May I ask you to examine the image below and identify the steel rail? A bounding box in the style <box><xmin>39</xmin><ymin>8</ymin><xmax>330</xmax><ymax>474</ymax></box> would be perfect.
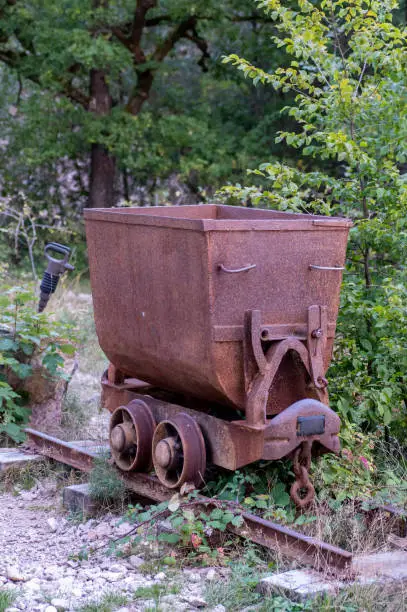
<box><xmin>25</xmin><ymin>428</ymin><xmax>352</xmax><ymax>573</ymax></box>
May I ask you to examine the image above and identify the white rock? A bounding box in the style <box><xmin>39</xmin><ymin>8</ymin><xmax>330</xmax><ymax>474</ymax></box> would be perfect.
<box><xmin>108</xmin><ymin>563</ymin><xmax>125</xmax><ymax>573</ymax></box>
<box><xmin>128</xmin><ymin>555</ymin><xmax>144</xmax><ymax>569</ymax></box>
<box><xmin>50</xmin><ymin>599</ymin><xmax>69</xmax><ymax>611</ymax></box>
<box><xmin>6</xmin><ymin>566</ymin><xmax>25</xmax><ymax>582</ymax></box>
<box><xmin>44</xmin><ymin>607</ymin><xmax>58</xmax><ymax>612</ymax></box>
<box><xmin>154</xmin><ymin>572</ymin><xmax>166</xmax><ymax>581</ymax></box>
<box><xmin>123</xmin><ymin>575</ymin><xmax>144</xmax><ymax>587</ymax></box>
<box><xmin>83</xmin><ymin>568</ymin><xmax>101</xmax><ymax>579</ymax></box>
<box><xmin>103</xmin><ymin>571</ymin><xmax>124</xmax><ymax>582</ymax></box>
<box><xmin>72</xmin><ymin>587</ymin><xmax>83</xmax><ymax>597</ymax></box>
<box><xmin>46</xmin><ymin>517</ymin><xmax>58</xmax><ymax>533</ymax></box>
<box><xmin>210</xmin><ymin>606</ymin><xmax>226</xmax><ymax>612</ymax></box>
<box><xmin>114</xmin><ymin>522</ymin><xmax>132</xmax><ymax>536</ymax></box>
<box><xmin>44</xmin><ymin>565</ymin><xmax>62</xmax><ymax>580</ymax></box>
<box><xmin>57</xmin><ymin>576</ymin><xmax>74</xmax><ymax>592</ymax></box>
<box><xmin>206</xmin><ymin>569</ymin><xmax>217</xmax><ymax>581</ymax></box>
<box><xmin>24</xmin><ymin>578</ymin><xmax>41</xmax><ymax>592</ymax></box>
<box><xmin>66</xmin><ymin>560</ymin><xmax>79</xmax><ymax>569</ymax></box>
<box><xmin>186</xmin><ymin>571</ymin><xmax>201</xmax><ymax>583</ymax></box>
<box><xmin>94</xmin><ymin>522</ymin><xmax>111</xmax><ymax>538</ymax></box>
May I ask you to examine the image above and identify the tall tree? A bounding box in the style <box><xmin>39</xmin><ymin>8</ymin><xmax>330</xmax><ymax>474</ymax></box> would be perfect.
<box><xmin>0</xmin><ymin>0</ymin><xmax>275</xmax><ymax>208</ymax></box>
<box><xmin>222</xmin><ymin>0</ymin><xmax>407</xmax><ymax>431</ymax></box>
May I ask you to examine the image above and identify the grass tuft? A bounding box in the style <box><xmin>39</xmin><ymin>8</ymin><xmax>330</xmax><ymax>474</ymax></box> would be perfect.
<box><xmin>77</xmin><ymin>591</ymin><xmax>129</xmax><ymax>612</ymax></box>
<box><xmin>88</xmin><ymin>454</ymin><xmax>127</xmax><ymax>509</ymax></box>
<box><xmin>0</xmin><ymin>589</ymin><xmax>16</xmax><ymax>612</ymax></box>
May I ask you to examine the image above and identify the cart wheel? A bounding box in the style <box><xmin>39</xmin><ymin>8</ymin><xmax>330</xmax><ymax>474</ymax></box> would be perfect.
<box><xmin>152</xmin><ymin>413</ymin><xmax>206</xmax><ymax>489</ymax></box>
<box><xmin>109</xmin><ymin>400</ymin><xmax>155</xmax><ymax>472</ymax></box>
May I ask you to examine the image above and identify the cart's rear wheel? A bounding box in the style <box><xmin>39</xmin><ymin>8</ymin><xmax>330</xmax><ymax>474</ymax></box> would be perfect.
<box><xmin>109</xmin><ymin>400</ymin><xmax>155</xmax><ymax>472</ymax></box>
<box><xmin>152</xmin><ymin>413</ymin><xmax>206</xmax><ymax>489</ymax></box>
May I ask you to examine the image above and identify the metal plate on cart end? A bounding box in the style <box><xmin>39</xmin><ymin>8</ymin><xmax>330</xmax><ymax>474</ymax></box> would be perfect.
<box><xmin>297</xmin><ymin>415</ymin><xmax>325</xmax><ymax>437</ymax></box>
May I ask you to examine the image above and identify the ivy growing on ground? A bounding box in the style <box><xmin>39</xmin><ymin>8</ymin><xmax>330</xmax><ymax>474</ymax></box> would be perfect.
<box><xmin>220</xmin><ymin>0</ymin><xmax>407</xmax><ymax>432</ymax></box>
<box><xmin>123</xmin><ymin>491</ymin><xmax>244</xmax><ymax>563</ymax></box>
<box><xmin>0</xmin><ymin>285</ymin><xmax>76</xmax><ymax>441</ymax></box>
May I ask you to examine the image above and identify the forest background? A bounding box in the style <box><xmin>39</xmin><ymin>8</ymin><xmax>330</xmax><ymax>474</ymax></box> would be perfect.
<box><xmin>0</xmin><ymin>0</ymin><xmax>407</xmax><ymax>501</ymax></box>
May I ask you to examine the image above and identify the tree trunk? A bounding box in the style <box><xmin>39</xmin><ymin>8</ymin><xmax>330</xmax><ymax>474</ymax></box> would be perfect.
<box><xmin>89</xmin><ymin>143</ymin><xmax>116</xmax><ymax>208</ymax></box>
<box><xmin>88</xmin><ymin>68</ymin><xmax>116</xmax><ymax>208</ymax></box>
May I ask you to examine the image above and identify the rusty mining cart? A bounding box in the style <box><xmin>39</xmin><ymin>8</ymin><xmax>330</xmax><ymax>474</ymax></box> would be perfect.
<box><xmin>84</xmin><ymin>204</ymin><xmax>352</xmax><ymax>507</ymax></box>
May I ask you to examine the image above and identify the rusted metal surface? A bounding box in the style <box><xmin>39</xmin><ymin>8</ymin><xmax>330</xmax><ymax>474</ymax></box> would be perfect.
<box><xmin>84</xmin><ymin>204</ymin><xmax>351</xmax><ymax>424</ymax></box>
<box><xmin>290</xmin><ymin>441</ymin><xmax>315</xmax><ymax>509</ymax></box>
<box><xmin>262</xmin><ymin>398</ymin><xmax>340</xmax><ymax>461</ymax></box>
<box><xmin>102</xmin><ymin>387</ymin><xmax>265</xmax><ymax>471</ymax></box>
<box><xmin>152</xmin><ymin>412</ymin><xmax>206</xmax><ymax>488</ymax></box>
<box><xmin>101</xmin><ymin>386</ymin><xmax>340</xmax><ymax>509</ymax></box>
<box><xmin>109</xmin><ymin>400</ymin><xmax>155</xmax><ymax>472</ymax></box>
<box><xmin>26</xmin><ymin>427</ymin><xmax>352</xmax><ymax>573</ymax></box>
<box><xmin>25</xmin><ymin>428</ymin><xmax>98</xmax><ymax>472</ymax></box>
<box><xmin>85</xmin><ymin>204</ymin><xmax>351</xmax><ymax>505</ymax></box>
<box><xmin>229</xmin><ymin>509</ymin><xmax>352</xmax><ymax>572</ymax></box>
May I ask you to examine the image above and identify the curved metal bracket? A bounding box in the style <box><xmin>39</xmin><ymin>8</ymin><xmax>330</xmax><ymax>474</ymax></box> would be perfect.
<box><xmin>245</xmin><ymin>337</ymin><xmax>312</xmax><ymax>427</ymax></box>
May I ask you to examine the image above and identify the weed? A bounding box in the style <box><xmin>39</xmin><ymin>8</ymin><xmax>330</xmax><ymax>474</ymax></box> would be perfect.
<box><xmin>77</xmin><ymin>590</ymin><xmax>129</xmax><ymax>612</ymax></box>
<box><xmin>0</xmin><ymin>589</ymin><xmax>16</xmax><ymax>612</ymax></box>
<box><xmin>60</xmin><ymin>392</ymin><xmax>89</xmax><ymax>440</ymax></box>
<box><xmin>257</xmin><ymin>596</ymin><xmax>311</xmax><ymax>611</ymax></box>
<box><xmin>133</xmin><ymin>582</ymin><xmax>176</xmax><ymax>610</ymax></box>
<box><xmin>67</xmin><ymin>510</ymin><xmax>86</xmax><ymax>524</ymax></box>
<box><xmin>205</xmin><ymin>562</ymin><xmax>266</xmax><ymax>610</ymax></box>
<box><xmin>68</xmin><ymin>546</ymin><xmax>90</xmax><ymax>562</ymax></box>
<box><xmin>0</xmin><ymin>457</ymin><xmax>55</xmax><ymax>493</ymax></box>
<box><xmin>88</xmin><ymin>454</ymin><xmax>127</xmax><ymax>509</ymax></box>
<box><xmin>134</xmin><ymin>584</ymin><xmax>167</xmax><ymax>599</ymax></box>
<box><xmin>125</xmin><ymin>492</ymin><xmax>245</xmax><ymax>563</ymax></box>
<box><xmin>138</xmin><ymin>559</ymin><xmax>163</xmax><ymax>576</ymax></box>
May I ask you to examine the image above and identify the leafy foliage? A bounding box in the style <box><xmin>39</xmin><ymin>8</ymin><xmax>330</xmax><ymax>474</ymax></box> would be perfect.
<box><xmin>0</xmin><ymin>0</ymin><xmax>283</xmax><ymax>211</ymax></box>
<box><xmin>315</xmin><ymin>422</ymin><xmax>378</xmax><ymax>502</ymax></box>
<box><xmin>125</xmin><ymin>491</ymin><xmax>244</xmax><ymax>561</ymax></box>
<box><xmin>0</xmin><ymin>285</ymin><xmax>76</xmax><ymax>441</ymax></box>
<box><xmin>222</xmin><ymin>0</ymin><xmax>407</xmax><ymax>431</ymax></box>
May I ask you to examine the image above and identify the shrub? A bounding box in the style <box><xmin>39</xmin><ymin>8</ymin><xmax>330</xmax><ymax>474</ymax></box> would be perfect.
<box><xmin>0</xmin><ymin>285</ymin><xmax>76</xmax><ymax>441</ymax></box>
<box><xmin>221</xmin><ymin>0</ymin><xmax>407</xmax><ymax>432</ymax></box>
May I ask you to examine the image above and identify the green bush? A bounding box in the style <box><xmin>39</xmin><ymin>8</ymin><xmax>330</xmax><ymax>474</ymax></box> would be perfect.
<box><xmin>0</xmin><ymin>285</ymin><xmax>76</xmax><ymax>441</ymax></box>
<box><xmin>221</xmin><ymin>0</ymin><xmax>407</xmax><ymax>433</ymax></box>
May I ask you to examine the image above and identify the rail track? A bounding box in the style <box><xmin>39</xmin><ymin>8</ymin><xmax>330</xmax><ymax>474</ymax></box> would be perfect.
<box><xmin>25</xmin><ymin>427</ymin><xmax>352</xmax><ymax>575</ymax></box>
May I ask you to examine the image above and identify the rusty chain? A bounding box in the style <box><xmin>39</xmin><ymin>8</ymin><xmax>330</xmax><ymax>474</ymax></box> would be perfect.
<box><xmin>290</xmin><ymin>440</ymin><xmax>315</xmax><ymax>509</ymax></box>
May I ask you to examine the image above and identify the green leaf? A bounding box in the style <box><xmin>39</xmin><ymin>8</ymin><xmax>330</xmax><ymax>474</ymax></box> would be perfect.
<box><xmin>158</xmin><ymin>532</ymin><xmax>180</xmax><ymax>544</ymax></box>
<box><xmin>0</xmin><ymin>338</ymin><xmax>18</xmax><ymax>352</ymax></box>
<box><xmin>59</xmin><ymin>343</ymin><xmax>76</xmax><ymax>355</ymax></box>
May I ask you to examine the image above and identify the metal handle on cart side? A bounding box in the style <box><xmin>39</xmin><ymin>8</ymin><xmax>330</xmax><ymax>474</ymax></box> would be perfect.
<box><xmin>218</xmin><ymin>263</ymin><xmax>257</xmax><ymax>273</ymax></box>
<box><xmin>309</xmin><ymin>265</ymin><xmax>345</xmax><ymax>271</ymax></box>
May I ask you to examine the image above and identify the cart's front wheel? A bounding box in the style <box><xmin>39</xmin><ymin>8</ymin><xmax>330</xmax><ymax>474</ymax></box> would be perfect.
<box><xmin>109</xmin><ymin>400</ymin><xmax>155</xmax><ymax>472</ymax></box>
<box><xmin>152</xmin><ymin>413</ymin><xmax>206</xmax><ymax>489</ymax></box>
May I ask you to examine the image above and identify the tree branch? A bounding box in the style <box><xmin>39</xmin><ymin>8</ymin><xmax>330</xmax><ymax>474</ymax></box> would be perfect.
<box><xmin>131</xmin><ymin>0</ymin><xmax>156</xmax><ymax>62</ymax></box>
<box><xmin>183</xmin><ymin>26</ymin><xmax>210</xmax><ymax>72</ymax></box>
<box><xmin>152</xmin><ymin>16</ymin><xmax>196</xmax><ymax>63</ymax></box>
